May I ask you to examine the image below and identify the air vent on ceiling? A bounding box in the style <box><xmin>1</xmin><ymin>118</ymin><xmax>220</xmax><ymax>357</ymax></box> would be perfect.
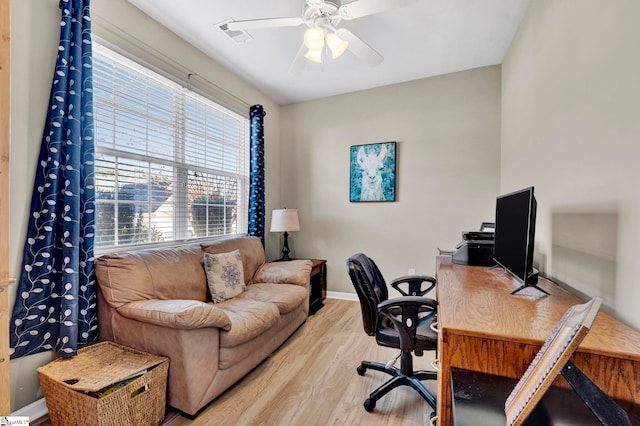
<box><xmin>217</xmin><ymin>19</ymin><xmax>253</xmax><ymax>44</ymax></box>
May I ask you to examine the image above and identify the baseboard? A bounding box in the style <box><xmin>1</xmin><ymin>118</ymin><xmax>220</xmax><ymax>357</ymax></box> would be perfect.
<box><xmin>12</xmin><ymin>397</ymin><xmax>48</xmax><ymax>420</ymax></box>
<box><xmin>326</xmin><ymin>291</ymin><xmax>358</xmax><ymax>301</ymax></box>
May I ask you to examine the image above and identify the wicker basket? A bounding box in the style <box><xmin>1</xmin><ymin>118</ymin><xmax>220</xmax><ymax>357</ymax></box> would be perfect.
<box><xmin>37</xmin><ymin>341</ymin><xmax>169</xmax><ymax>426</ymax></box>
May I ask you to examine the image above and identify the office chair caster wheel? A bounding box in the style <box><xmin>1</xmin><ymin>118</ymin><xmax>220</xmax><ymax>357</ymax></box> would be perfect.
<box><xmin>364</xmin><ymin>398</ymin><xmax>375</xmax><ymax>412</ymax></box>
<box><xmin>356</xmin><ymin>365</ymin><xmax>367</xmax><ymax>376</ymax></box>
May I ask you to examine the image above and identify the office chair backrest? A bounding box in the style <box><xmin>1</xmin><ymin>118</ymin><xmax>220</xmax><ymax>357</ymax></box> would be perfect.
<box><xmin>347</xmin><ymin>253</ymin><xmax>389</xmax><ymax>336</ymax></box>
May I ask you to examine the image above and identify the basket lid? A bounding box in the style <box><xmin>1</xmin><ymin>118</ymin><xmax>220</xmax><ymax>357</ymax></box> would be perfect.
<box><xmin>37</xmin><ymin>342</ymin><xmax>167</xmax><ymax>392</ymax></box>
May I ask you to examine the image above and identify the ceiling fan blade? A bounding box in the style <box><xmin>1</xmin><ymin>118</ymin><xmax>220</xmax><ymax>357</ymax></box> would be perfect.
<box><xmin>338</xmin><ymin>0</ymin><xmax>417</xmax><ymax>20</ymax></box>
<box><xmin>226</xmin><ymin>17</ymin><xmax>304</xmax><ymax>31</ymax></box>
<box><xmin>288</xmin><ymin>43</ymin><xmax>308</xmax><ymax>75</ymax></box>
<box><xmin>336</xmin><ymin>28</ymin><xmax>383</xmax><ymax>67</ymax></box>
<box><xmin>305</xmin><ymin>0</ymin><xmax>326</xmax><ymax>8</ymax></box>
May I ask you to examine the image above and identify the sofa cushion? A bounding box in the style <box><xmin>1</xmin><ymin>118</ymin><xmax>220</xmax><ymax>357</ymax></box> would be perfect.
<box><xmin>96</xmin><ymin>244</ymin><xmax>208</xmax><ymax>308</ymax></box>
<box><xmin>214</xmin><ymin>298</ymin><xmax>280</xmax><ymax>348</ymax></box>
<box><xmin>240</xmin><ymin>284</ymin><xmax>308</xmax><ymax>315</ymax></box>
<box><xmin>251</xmin><ymin>260</ymin><xmax>313</xmax><ymax>286</ymax></box>
<box><xmin>204</xmin><ymin>250</ymin><xmax>247</xmax><ymax>303</ymax></box>
<box><xmin>201</xmin><ymin>236</ymin><xmax>266</xmax><ymax>284</ymax></box>
<box><xmin>117</xmin><ymin>299</ymin><xmax>232</xmax><ymax>330</ymax></box>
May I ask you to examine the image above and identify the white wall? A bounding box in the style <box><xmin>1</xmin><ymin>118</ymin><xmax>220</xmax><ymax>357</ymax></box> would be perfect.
<box><xmin>9</xmin><ymin>0</ymin><xmax>281</xmax><ymax>411</ymax></box>
<box><xmin>280</xmin><ymin>66</ymin><xmax>502</xmax><ymax>293</ymax></box>
<box><xmin>8</xmin><ymin>0</ymin><xmax>60</xmax><ymax>413</ymax></box>
<box><xmin>502</xmin><ymin>0</ymin><xmax>640</xmax><ymax>326</ymax></box>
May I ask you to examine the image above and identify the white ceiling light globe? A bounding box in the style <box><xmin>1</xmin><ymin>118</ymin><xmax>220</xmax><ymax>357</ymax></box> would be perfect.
<box><xmin>304</xmin><ymin>27</ymin><xmax>325</xmax><ymax>51</ymax></box>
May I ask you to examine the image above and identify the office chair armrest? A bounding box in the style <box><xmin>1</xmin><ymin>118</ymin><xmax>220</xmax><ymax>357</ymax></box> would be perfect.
<box><xmin>390</xmin><ymin>275</ymin><xmax>436</xmax><ymax>297</ymax></box>
<box><xmin>378</xmin><ymin>295</ymin><xmax>438</xmax><ymax>312</ymax></box>
<box><xmin>378</xmin><ymin>296</ymin><xmax>438</xmax><ymax>352</ymax></box>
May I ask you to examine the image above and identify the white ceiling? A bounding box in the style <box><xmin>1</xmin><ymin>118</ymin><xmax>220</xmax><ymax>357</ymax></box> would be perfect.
<box><xmin>127</xmin><ymin>0</ymin><xmax>531</xmax><ymax>105</ymax></box>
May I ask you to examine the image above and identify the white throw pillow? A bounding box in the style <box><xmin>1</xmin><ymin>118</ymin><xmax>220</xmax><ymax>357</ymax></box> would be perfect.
<box><xmin>204</xmin><ymin>250</ymin><xmax>246</xmax><ymax>303</ymax></box>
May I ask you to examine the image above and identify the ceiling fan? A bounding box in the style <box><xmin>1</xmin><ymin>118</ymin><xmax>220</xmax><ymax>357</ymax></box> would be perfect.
<box><xmin>226</xmin><ymin>0</ymin><xmax>417</xmax><ymax>74</ymax></box>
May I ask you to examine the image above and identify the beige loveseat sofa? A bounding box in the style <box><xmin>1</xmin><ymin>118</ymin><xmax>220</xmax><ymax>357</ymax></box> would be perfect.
<box><xmin>95</xmin><ymin>236</ymin><xmax>312</xmax><ymax>416</ymax></box>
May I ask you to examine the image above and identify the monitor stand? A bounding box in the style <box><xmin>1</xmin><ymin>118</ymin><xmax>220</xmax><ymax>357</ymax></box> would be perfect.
<box><xmin>510</xmin><ymin>269</ymin><xmax>549</xmax><ymax>295</ymax></box>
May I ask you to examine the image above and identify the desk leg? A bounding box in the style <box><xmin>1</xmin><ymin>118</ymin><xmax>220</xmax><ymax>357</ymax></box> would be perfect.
<box><xmin>437</xmin><ymin>331</ymin><xmax>453</xmax><ymax>425</ymax></box>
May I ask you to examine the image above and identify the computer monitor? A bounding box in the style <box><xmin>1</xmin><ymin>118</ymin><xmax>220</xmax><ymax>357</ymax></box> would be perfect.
<box><xmin>493</xmin><ymin>187</ymin><xmax>546</xmax><ymax>295</ymax></box>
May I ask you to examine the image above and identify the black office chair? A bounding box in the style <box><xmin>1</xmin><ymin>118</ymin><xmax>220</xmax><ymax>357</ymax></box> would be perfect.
<box><xmin>346</xmin><ymin>253</ymin><xmax>438</xmax><ymax>413</ymax></box>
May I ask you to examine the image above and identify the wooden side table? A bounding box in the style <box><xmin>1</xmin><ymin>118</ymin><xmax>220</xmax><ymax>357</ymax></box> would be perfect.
<box><xmin>307</xmin><ymin>259</ymin><xmax>327</xmax><ymax>315</ymax></box>
<box><xmin>273</xmin><ymin>258</ymin><xmax>327</xmax><ymax>314</ymax></box>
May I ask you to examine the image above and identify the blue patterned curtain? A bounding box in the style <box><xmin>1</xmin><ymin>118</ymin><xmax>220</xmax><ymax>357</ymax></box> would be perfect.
<box><xmin>10</xmin><ymin>0</ymin><xmax>96</xmax><ymax>359</ymax></box>
<box><xmin>248</xmin><ymin>105</ymin><xmax>266</xmax><ymax>244</ymax></box>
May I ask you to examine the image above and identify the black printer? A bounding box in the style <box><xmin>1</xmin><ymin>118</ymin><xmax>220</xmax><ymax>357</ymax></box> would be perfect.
<box><xmin>452</xmin><ymin>223</ymin><xmax>496</xmax><ymax>266</ymax></box>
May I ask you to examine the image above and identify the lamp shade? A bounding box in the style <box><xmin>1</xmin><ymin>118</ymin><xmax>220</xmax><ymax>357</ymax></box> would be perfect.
<box><xmin>303</xmin><ymin>27</ymin><xmax>325</xmax><ymax>51</ymax></box>
<box><xmin>270</xmin><ymin>209</ymin><xmax>301</xmax><ymax>232</ymax></box>
<box><xmin>304</xmin><ymin>48</ymin><xmax>323</xmax><ymax>63</ymax></box>
<box><xmin>326</xmin><ymin>32</ymin><xmax>348</xmax><ymax>59</ymax></box>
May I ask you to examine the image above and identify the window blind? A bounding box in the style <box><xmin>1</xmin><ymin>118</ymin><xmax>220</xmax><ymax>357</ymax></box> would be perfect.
<box><xmin>92</xmin><ymin>43</ymin><xmax>249</xmax><ymax>251</ymax></box>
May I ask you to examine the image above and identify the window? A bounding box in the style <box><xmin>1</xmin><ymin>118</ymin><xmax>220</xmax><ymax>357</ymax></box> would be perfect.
<box><xmin>92</xmin><ymin>43</ymin><xmax>249</xmax><ymax>251</ymax></box>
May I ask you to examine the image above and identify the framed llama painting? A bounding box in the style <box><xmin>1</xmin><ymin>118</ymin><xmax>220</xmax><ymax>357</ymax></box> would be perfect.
<box><xmin>349</xmin><ymin>142</ymin><xmax>396</xmax><ymax>202</ymax></box>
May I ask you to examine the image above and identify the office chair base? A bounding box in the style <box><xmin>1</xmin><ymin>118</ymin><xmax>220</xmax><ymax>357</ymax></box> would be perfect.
<box><xmin>357</xmin><ymin>360</ymin><xmax>437</xmax><ymax>411</ymax></box>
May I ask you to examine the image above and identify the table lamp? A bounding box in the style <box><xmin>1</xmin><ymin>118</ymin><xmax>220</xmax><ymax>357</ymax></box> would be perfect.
<box><xmin>270</xmin><ymin>209</ymin><xmax>300</xmax><ymax>261</ymax></box>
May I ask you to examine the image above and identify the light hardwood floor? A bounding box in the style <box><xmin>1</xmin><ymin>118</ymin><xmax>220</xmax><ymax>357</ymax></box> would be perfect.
<box><xmin>166</xmin><ymin>298</ymin><xmax>437</xmax><ymax>426</ymax></box>
<box><xmin>37</xmin><ymin>299</ymin><xmax>437</xmax><ymax>425</ymax></box>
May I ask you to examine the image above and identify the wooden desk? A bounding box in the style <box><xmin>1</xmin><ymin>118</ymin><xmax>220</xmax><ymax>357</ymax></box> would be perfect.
<box><xmin>435</xmin><ymin>256</ymin><xmax>640</xmax><ymax>426</ymax></box>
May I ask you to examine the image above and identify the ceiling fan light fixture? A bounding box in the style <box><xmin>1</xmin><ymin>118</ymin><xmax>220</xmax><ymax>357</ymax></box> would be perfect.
<box><xmin>304</xmin><ymin>27</ymin><xmax>325</xmax><ymax>51</ymax></box>
<box><xmin>304</xmin><ymin>48</ymin><xmax>323</xmax><ymax>63</ymax></box>
<box><xmin>326</xmin><ymin>32</ymin><xmax>348</xmax><ymax>59</ymax></box>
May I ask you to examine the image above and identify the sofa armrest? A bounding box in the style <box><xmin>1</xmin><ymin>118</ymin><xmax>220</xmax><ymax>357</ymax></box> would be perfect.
<box><xmin>251</xmin><ymin>260</ymin><xmax>313</xmax><ymax>286</ymax></box>
<box><xmin>117</xmin><ymin>299</ymin><xmax>232</xmax><ymax>330</ymax></box>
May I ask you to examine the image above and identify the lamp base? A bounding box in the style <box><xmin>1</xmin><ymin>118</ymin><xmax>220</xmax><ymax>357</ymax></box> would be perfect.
<box><xmin>280</xmin><ymin>231</ymin><xmax>292</xmax><ymax>261</ymax></box>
